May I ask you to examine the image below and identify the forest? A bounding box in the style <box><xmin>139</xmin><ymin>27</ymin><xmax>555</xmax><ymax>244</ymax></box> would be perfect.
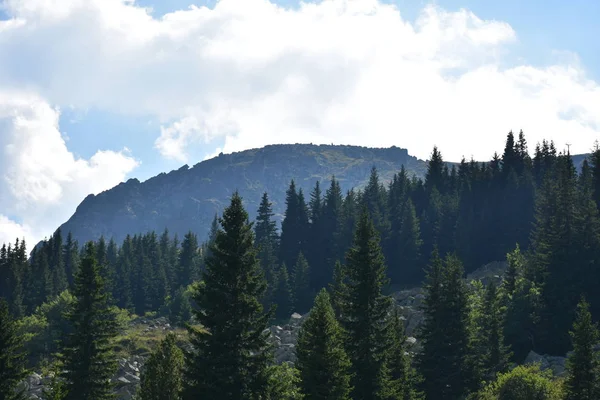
<box><xmin>2</xmin><ymin>131</ymin><xmax>600</xmax><ymax>399</ymax></box>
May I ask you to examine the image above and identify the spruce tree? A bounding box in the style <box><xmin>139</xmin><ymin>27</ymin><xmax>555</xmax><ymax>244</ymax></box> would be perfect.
<box><xmin>396</xmin><ymin>199</ymin><xmax>423</xmax><ymax>285</ymax></box>
<box><xmin>341</xmin><ymin>209</ymin><xmax>393</xmax><ymax>400</ymax></box>
<box><xmin>255</xmin><ymin>193</ymin><xmax>280</xmax><ymax>308</ymax></box>
<box><xmin>58</xmin><ymin>242</ymin><xmax>118</xmax><ymax>400</ymax></box>
<box><xmin>417</xmin><ymin>250</ymin><xmax>472</xmax><ymax>399</ymax></box>
<box><xmin>274</xmin><ymin>263</ymin><xmax>293</xmax><ymax>320</ymax></box>
<box><xmin>387</xmin><ymin>307</ymin><xmax>421</xmax><ymax>400</ymax></box>
<box><xmin>63</xmin><ymin>232</ymin><xmax>79</xmax><ymax>287</ymax></box>
<box><xmin>183</xmin><ymin>192</ymin><xmax>273</xmax><ymax>399</ymax></box>
<box><xmin>138</xmin><ymin>333</ymin><xmax>184</xmax><ymax>400</ymax></box>
<box><xmin>320</xmin><ymin>177</ymin><xmax>344</xmax><ymax>288</ymax></box>
<box><xmin>480</xmin><ymin>282</ymin><xmax>511</xmax><ymax>380</ymax></box>
<box><xmin>308</xmin><ymin>181</ymin><xmax>325</xmax><ymax>280</ymax></box>
<box><xmin>178</xmin><ymin>232</ymin><xmax>199</xmax><ymax>288</ymax></box>
<box><xmin>564</xmin><ymin>298</ymin><xmax>600</xmax><ymax>400</ymax></box>
<box><xmin>280</xmin><ymin>181</ymin><xmax>310</xmax><ymax>270</ymax></box>
<box><xmin>296</xmin><ymin>289</ymin><xmax>352</xmax><ymax>400</ymax></box>
<box><xmin>329</xmin><ymin>260</ymin><xmax>348</xmax><ymax>320</ymax></box>
<box><xmin>0</xmin><ymin>299</ymin><xmax>28</xmax><ymax>400</ymax></box>
<box><xmin>292</xmin><ymin>253</ymin><xmax>312</xmax><ymax>314</ymax></box>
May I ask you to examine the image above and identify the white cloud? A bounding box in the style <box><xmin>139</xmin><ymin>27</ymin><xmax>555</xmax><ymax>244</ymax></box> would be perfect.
<box><xmin>0</xmin><ymin>0</ymin><xmax>599</xmax><ymax>246</ymax></box>
<box><xmin>0</xmin><ymin>91</ymin><xmax>139</xmax><ymax>245</ymax></box>
<box><xmin>1</xmin><ymin>0</ymin><xmax>598</xmax><ymax>162</ymax></box>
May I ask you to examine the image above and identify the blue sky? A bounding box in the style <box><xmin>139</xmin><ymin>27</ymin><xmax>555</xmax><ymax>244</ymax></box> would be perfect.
<box><xmin>0</xmin><ymin>0</ymin><xmax>599</xmax><ymax>244</ymax></box>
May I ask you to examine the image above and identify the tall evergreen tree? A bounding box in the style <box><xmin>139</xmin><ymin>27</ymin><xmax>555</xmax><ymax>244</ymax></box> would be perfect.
<box><xmin>184</xmin><ymin>192</ymin><xmax>273</xmax><ymax>399</ymax></box>
<box><xmin>274</xmin><ymin>263</ymin><xmax>293</xmax><ymax>320</ymax></box>
<box><xmin>178</xmin><ymin>232</ymin><xmax>199</xmax><ymax>288</ymax></box>
<box><xmin>320</xmin><ymin>177</ymin><xmax>344</xmax><ymax>287</ymax></box>
<box><xmin>417</xmin><ymin>250</ymin><xmax>472</xmax><ymax>399</ymax></box>
<box><xmin>387</xmin><ymin>307</ymin><xmax>421</xmax><ymax>400</ymax></box>
<box><xmin>479</xmin><ymin>282</ymin><xmax>511</xmax><ymax>380</ymax></box>
<box><xmin>50</xmin><ymin>229</ymin><xmax>68</xmax><ymax>297</ymax></box>
<box><xmin>395</xmin><ymin>199</ymin><xmax>423</xmax><ymax>285</ymax></box>
<box><xmin>564</xmin><ymin>298</ymin><xmax>600</xmax><ymax>400</ymax></box>
<box><xmin>138</xmin><ymin>333</ymin><xmax>184</xmax><ymax>400</ymax></box>
<box><xmin>255</xmin><ymin>193</ymin><xmax>280</xmax><ymax>308</ymax></box>
<box><xmin>296</xmin><ymin>289</ymin><xmax>352</xmax><ymax>400</ymax></box>
<box><xmin>0</xmin><ymin>299</ymin><xmax>28</xmax><ymax>400</ymax></box>
<box><xmin>341</xmin><ymin>209</ymin><xmax>393</xmax><ymax>400</ymax></box>
<box><xmin>292</xmin><ymin>253</ymin><xmax>312</xmax><ymax>314</ymax></box>
<box><xmin>424</xmin><ymin>146</ymin><xmax>445</xmax><ymax>194</ymax></box>
<box><xmin>280</xmin><ymin>181</ymin><xmax>310</xmax><ymax>272</ymax></box>
<box><xmin>57</xmin><ymin>242</ymin><xmax>118</xmax><ymax>400</ymax></box>
<box><xmin>329</xmin><ymin>260</ymin><xmax>348</xmax><ymax>320</ymax></box>
<box><xmin>63</xmin><ymin>232</ymin><xmax>79</xmax><ymax>287</ymax></box>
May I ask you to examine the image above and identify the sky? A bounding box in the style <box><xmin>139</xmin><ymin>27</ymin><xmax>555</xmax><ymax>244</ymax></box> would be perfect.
<box><xmin>0</xmin><ymin>0</ymin><xmax>599</xmax><ymax>246</ymax></box>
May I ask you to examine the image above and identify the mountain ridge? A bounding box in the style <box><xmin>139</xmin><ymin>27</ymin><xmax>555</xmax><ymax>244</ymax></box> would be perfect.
<box><xmin>58</xmin><ymin>143</ymin><xmax>427</xmax><ymax>245</ymax></box>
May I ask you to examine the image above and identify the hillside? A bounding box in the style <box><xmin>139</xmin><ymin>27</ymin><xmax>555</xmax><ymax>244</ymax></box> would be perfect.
<box><xmin>58</xmin><ymin>144</ymin><xmax>428</xmax><ymax>245</ymax></box>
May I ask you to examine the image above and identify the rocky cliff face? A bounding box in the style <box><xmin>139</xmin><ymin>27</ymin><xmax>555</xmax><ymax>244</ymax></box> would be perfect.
<box><xmin>58</xmin><ymin>144</ymin><xmax>427</xmax><ymax>245</ymax></box>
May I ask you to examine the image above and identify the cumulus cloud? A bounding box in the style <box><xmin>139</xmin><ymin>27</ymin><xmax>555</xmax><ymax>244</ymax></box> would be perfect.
<box><xmin>1</xmin><ymin>0</ymin><xmax>598</xmax><ymax>163</ymax></box>
<box><xmin>0</xmin><ymin>91</ymin><xmax>139</xmax><ymax>245</ymax></box>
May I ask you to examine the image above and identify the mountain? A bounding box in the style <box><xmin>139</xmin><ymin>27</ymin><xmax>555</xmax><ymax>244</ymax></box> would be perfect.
<box><xmin>57</xmin><ymin>144</ymin><xmax>428</xmax><ymax>245</ymax></box>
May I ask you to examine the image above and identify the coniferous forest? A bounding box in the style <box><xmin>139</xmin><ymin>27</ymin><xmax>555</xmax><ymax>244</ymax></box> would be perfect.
<box><xmin>3</xmin><ymin>131</ymin><xmax>600</xmax><ymax>399</ymax></box>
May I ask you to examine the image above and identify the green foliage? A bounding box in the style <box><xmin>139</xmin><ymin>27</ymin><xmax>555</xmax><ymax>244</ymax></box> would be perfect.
<box><xmin>0</xmin><ymin>299</ymin><xmax>28</xmax><ymax>400</ymax></box>
<box><xmin>183</xmin><ymin>192</ymin><xmax>273</xmax><ymax>399</ymax></box>
<box><xmin>138</xmin><ymin>333</ymin><xmax>184</xmax><ymax>400</ymax></box>
<box><xmin>479</xmin><ymin>282</ymin><xmax>512</xmax><ymax>381</ymax></box>
<box><xmin>292</xmin><ymin>253</ymin><xmax>313</xmax><ymax>314</ymax></box>
<box><xmin>474</xmin><ymin>365</ymin><xmax>564</xmax><ymax>400</ymax></box>
<box><xmin>296</xmin><ymin>289</ymin><xmax>352</xmax><ymax>400</ymax></box>
<box><xmin>564</xmin><ymin>298</ymin><xmax>600</xmax><ymax>400</ymax></box>
<box><xmin>274</xmin><ymin>263</ymin><xmax>293</xmax><ymax>320</ymax></box>
<box><xmin>341</xmin><ymin>209</ymin><xmax>393</xmax><ymax>400</ymax></box>
<box><xmin>162</xmin><ymin>285</ymin><xmax>194</xmax><ymax>327</ymax></box>
<box><xmin>417</xmin><ymin>250</ymin><xmax>473</xmax><ymax>399</ymax></box>
<box><xmin>386</xmin><ymin>307</ymin><xmax>422</xmax><ymax>400</ymax></box>
<box><xmin>57</xmin><ymin>242</ymin><xmax>119</xmax><ymax>400</ymax></box>
<box><xmin>266</xmin><ymin>363</ymin><xmax>304</xmax><ymax>400</ymax></box>
<box><xmin>17</xmin><ymin>290</ymin><xmax>75</xmax><ymax>365</ymax></box>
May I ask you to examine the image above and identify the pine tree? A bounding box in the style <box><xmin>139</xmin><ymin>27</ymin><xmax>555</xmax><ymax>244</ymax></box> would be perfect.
<box><xmin>329</xmin><ymin>260</ymin><xmax>348</xmax><ymax>320</ymax></box>
<box><xmin>0</xmin><ymin>299</ymin><xmax>28</xmax><ymax>400</ymax></box>
<box><xmin>280</xmin><ymin>181</ymin><xmax>310</xmax><ymax>270</ymax></box>
<box><xmin>387</xmin><ymin>307</ymin><xmax>421</xmax><ymax>400</ymax></box>
<box><xmin>63</xmin><ymin>232</ymin><xmax>79</xmax><ymax>287</ymax></box>
<box><xmin>292</xmin><ymin>253</ymin><xmax>312</xmax><ymax>314</ymax></box>
<box><xmin>564</xmin><ymin>298</ymin><xmax>600</xmax><ymax>400</ymax></box>
<box><xmin>114</xmin><ymin>235</ymin><xmax>133</xmax><ymax>310</ymax></box>
<box><xmin>296</xmin><ymin>289</ymin><xmax>352</xmax><ymax>400</ymax></box>
<box><xmin>255</xmin><ymin>193</ymin><xmax>280</xmax><ymax>309</ymax></box>
<box><xmin>395</xmin><ymin>199</ymin><xmax>423</xmax><ymax>285</ymax></box>
<box><xmin>480</xmin><ymin>282</ymin><xmax>511</xmax><ymax>380</ymax></box>
<box><xmin>341</xmin><ymin>209</ymin><xmax>393</xmax><ymax>400</ymax></box>
<box><xmin>178</xmin><ymin>232</ymin><xmax>199</xmax><ymax>288</ymax></box>
<box><xmin>425</xmin><ymin>146</ymin><xmax>445</xmax><ymax>194</ymax></box>
<box><xmin>417</xmin><ymin>250</ymin><xmax>471</xmax><ymax>399</ymax></box>
<box><xmin>138</xmin><ymin>333</ymin><xmax>184</xmax><ymax>400</ymax></box>
<box><xmin>57</xmin><ymin>242</ymin><xmax>118</xmax><ymax>400</ymax></box>
<box><xmin>308</xmin><ymin>181</ymin><xmax>325</xmax><ymax>287</ymax></box>
<box><xmin>183</xmin><ymin>192</ymin><xmax>273</xmax><ymax>399</ymax></box>
<box><xmin>50</xmin><ymin>229</ymin><xmax>68</xmax><ymax>297</ymax></box>
<box><xmin>320</xmin><ymin>177</ymin><xmax>344</xmax><ymax>288</ymax></box>
<box><xmin>28</xmin><ymin>245</ymin><xmax>52</xmax><ymax>311</ymax></box>
<box><xmin>274</xmin><ymin>263</ymin><xmax>293</xmax><ymax>320</ymax></box>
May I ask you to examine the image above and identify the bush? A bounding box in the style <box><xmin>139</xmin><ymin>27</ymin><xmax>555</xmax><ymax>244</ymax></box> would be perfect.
<box><xmin>474</xmin><ymin>364</ymin><xmax>564</xmax><ymax>400</ymax></box>
<box><xmin>17</xmin><ymin>290</ymin><xmax>75</xmax><ymax>365</ymax></box>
